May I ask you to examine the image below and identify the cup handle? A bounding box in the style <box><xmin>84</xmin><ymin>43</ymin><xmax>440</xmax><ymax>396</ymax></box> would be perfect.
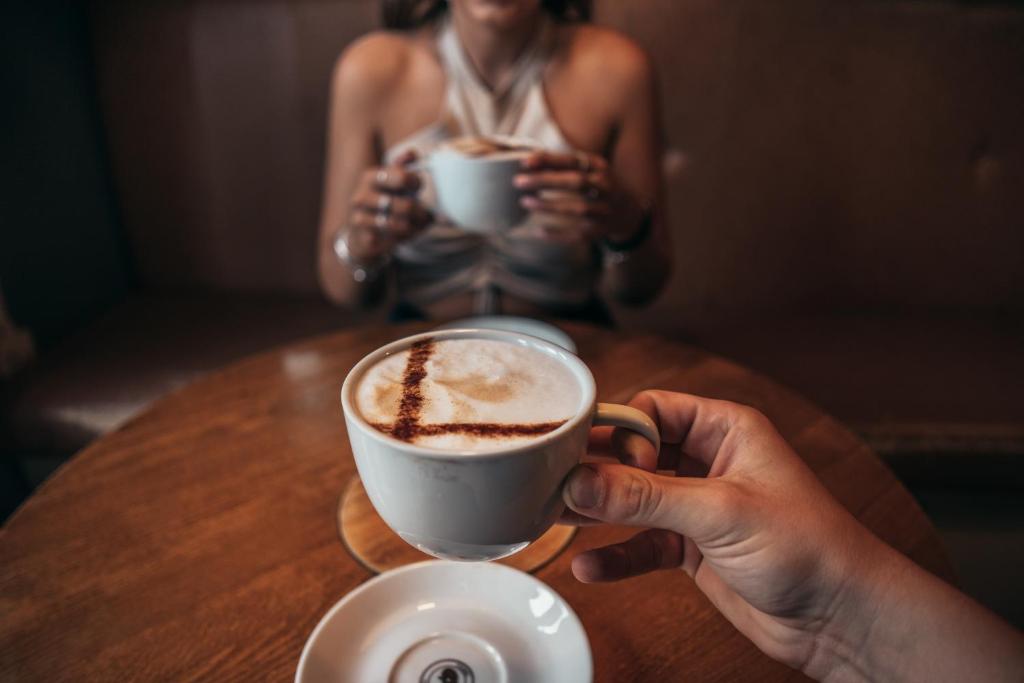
<box><xmin>593</xmin><ymin>403</ymin><xmax>660</xmax><ymax>455</ymax></box>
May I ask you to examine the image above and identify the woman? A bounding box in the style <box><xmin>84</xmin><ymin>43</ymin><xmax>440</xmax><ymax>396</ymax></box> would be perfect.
<box><xmin>317</xmin><ymin>0</ymin><xmax>669</xmax><ymax>323</ymax></box>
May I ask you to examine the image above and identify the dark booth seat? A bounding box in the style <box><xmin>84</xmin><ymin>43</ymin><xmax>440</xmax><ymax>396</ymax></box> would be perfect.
<box><xmin>697</xmin><ymin>314</ymin><xmax>1024</xmax><ymax>468</ymax></box>
<box><xmin>2</xmin><ymin>292</ymin><xmax>360</xmax><ymax>480</ymax></box>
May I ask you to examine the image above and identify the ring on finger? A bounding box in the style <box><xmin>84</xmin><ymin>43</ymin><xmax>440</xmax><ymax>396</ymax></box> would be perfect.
<box><xmin>374</xmin><ymin>212</ymin><xmax>389</xmax><ymax>231</ymax></box>
<box><xmin>576</xmin><ymin>152</ymin><xmax>591</xmax><ymax>174</ymax></box>
<box><xmin>377</xmin><ymin>193</ymin><xmax>392</xmax><ymax>214</ymax></box>
<box><xmin>376</xmin><ymin>168</ymin><xmax>389</xmax><ymax>185</ymax></box>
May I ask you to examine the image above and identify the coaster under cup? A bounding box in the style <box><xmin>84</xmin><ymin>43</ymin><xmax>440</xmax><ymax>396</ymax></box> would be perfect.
<box><xmin>337</xmin><ymin>477</ymin><xmax>577</xmax><ymax>575</ymax></box>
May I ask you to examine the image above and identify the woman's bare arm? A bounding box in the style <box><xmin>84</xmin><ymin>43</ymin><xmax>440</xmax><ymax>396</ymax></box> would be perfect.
<box><xmin>600</xmin><ymin>35</ymin><xmax>671</xmax><ymax>306</ymax></box>
<box><xmin>318</xmin><ymin>35</ymin><xmax>428</xmax><ymax>309</ymax></box>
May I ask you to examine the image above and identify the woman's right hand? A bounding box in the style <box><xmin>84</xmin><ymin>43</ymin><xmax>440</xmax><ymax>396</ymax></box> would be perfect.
<box><xmin>345</xmin><ymin>150</ymin><xmax>432</xmax><ymax>263</ymax></box>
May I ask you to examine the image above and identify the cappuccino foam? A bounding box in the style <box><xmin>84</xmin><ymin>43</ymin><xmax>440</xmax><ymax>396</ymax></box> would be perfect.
<box><xmin>355</xmin><ymin>338</ymin><xmax>582</xmax><ymax>451</ymax></box>
<box><xmin>443</xmin><ymin>135</ymin><xmax>534</xmax><ymax>157</ymax></box>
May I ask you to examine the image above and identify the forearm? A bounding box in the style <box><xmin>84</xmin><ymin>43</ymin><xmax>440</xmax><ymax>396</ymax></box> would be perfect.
<box><xmin>810</xmin><ymin>540</ymin><xmax>1024</xmax><ymax>683</ymax></box>
<box><xmin>601</xmin><ymin>208</ymin><xmax>670</xmax><ymax>305</ymax></box>
<box><xmin>317</xmin><ymin>237</ymin><xmax>389</xmax><ymax>309</ymax></box>
<box><xmin>602</xmin><ymin>245</ymin><xmax>669</xmax><ymax>305</ymax></box>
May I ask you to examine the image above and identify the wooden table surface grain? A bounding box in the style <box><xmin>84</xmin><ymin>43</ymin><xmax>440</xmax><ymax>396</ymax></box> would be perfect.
<box><xmin>1</xmin><ymin>323</ymin><xmax>952</xmax><ymax>682</ymax></box>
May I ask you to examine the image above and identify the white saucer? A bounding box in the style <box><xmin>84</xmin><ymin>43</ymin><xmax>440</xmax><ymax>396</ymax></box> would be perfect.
<box><xmin>296</xmin><ymin>561</ymin><xmax>592</xmax><ymax>683</ymax></box>
<box><xmin>434</xmin><ymin>316</ymin><xmax>577</xmax><ymax>354</ymax></box>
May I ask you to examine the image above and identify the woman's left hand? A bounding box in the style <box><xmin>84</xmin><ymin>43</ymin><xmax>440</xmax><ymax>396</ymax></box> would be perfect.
<box><xmin>514</xmin><ymin>151</ymin><xmax>641</xmax><ymax>243</ymax></box>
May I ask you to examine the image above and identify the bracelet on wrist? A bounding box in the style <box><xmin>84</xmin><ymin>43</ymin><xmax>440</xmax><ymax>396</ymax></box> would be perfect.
<box><xmin>602</xmin><ymin>206</ymin><xmax>653</xmax><ymax>260</ymax></box>
<box><xmin>333</xmin><ymin>229</ymin><xmax>391</xmax><ymax>283</ymax></box>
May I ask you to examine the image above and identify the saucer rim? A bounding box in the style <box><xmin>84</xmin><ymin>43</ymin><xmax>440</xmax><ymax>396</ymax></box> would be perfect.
<box><xmin>433</xmin><ymin>315</ymin><xmax>578</xmax><ymax>354</ymax></box>
<box><xmin>294</xmin><ymin>559</ymin><xmax>592</xmax><ymax>683</ymax></box>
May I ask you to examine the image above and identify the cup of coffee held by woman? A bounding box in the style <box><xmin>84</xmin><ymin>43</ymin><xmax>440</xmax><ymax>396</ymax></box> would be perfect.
<box><xmin>424</xmin><ymin>136</ymin><xmax>536</xmax><ymax>232</ymax></box>
<box><xmin>340</xmin><ymin>328</ymin><xmax>660</xmax><ymax>561</ymax></box>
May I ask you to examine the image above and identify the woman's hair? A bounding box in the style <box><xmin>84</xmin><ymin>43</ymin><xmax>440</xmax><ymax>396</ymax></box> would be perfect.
<box><xmin>382</xmin><ymin>0</ymin><xmax>591</xmax><ymax>29</ymax></box>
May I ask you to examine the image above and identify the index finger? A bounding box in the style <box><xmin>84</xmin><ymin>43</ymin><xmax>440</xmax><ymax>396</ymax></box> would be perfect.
<box><xmin>590</xmin><ymin>423</ymin><xmax>709</xmax><ymax>476</ymax></box>
<box><xmin>370</xmin><ymin>165</ymin><xmax>421</xmax><ymax>193</ymax></box>
<box><xmin>586</xmin><ymin>425</ymin><xmax>616</xmax><ymax>457</ymax></box>
<box><xmin>393</xmin><ymin>148</ymin><xmax>419</xmax><ymax>166</ymax></box>
<box><xmin>617</xmin><ymin>390</ymin><xmax>750</xmax><ymax>469</ymax></box>
<box><xmin>520</xmin><ymin>150</ymin><xmax>606</xmax><ymax>171</ymax></box>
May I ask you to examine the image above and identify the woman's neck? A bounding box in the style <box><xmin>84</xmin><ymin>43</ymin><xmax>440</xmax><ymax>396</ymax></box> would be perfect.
<box><xmin>449</xmin><ymin>7</ymin><xmax>544</xmax><ymax>90</ymax></box>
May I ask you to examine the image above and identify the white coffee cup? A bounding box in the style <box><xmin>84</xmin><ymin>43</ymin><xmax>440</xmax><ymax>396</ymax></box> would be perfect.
<box><xmin>340</xmin><ymin>328</ymin><xmax>660</xmax><ymax>561</ymax></box>
<box><xmin>423</xmin><ymin>138</ymin><xmax>534</xmax><ymax>232</ymax></box>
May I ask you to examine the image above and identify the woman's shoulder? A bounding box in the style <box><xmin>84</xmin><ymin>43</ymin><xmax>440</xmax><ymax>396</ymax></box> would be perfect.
<box><xmin>550</xmin><ymin>24</ymin><xmax>655</xmax><ymax>122</ymax></box>
<box><xmin>558</xmin><ymin>23</ymin><xmax>654</xmax><ymax>88</ymax></box>
<box><xmin>331</xmin><ymin>30</ymin><xmax>436</xmax><ymax>103</ymax></box>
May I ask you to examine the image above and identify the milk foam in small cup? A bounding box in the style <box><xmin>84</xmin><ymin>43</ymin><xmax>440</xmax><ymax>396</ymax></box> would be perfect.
<box><xmin>426</xmin><ymin>135</ymin><xmax>537</xmax><ymax>232</ymax></box>
<box><xmin>341</xmin><ymin>328</ymin><xmax>660</xmax><ymax>561</ymax></box>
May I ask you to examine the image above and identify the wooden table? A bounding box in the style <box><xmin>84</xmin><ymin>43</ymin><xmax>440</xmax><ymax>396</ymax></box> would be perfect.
<box><xmin>1</xmin><ymin>323</ymin><xmax>952</xmax><ymax>682</ymax></box>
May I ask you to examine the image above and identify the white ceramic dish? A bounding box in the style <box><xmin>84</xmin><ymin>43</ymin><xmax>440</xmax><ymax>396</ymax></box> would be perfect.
<box><xmin>434</xmin><ymin>316</ymin><xmax>577</xmax><ymax>354</ymax></box>
<box><xmin>295</xmin><ymin>560</ymin><xmax>592</xmax><ymax>683</ymax></box>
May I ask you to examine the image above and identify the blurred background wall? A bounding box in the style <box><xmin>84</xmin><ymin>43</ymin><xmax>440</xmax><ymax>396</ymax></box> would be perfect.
<box><xmin>1</xmin><ymin>1</ymin><xmax>130</xmax><ymax>349</ymax></box>
<box><xmin>79</xmin><ymin>0</ymin><xmax>1024</xmax><ymax>323</ymax></box>
<box><xmin>5</xmin><ymin>0</ymin><xmax>1021</xmax><ymax>337</ymax></box>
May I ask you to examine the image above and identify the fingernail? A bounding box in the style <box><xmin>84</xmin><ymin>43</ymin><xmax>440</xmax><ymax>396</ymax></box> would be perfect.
<box><xmin>513</xmin><ymin>175</ymin><xmax>529</xmax><ymax>188</ymax></box>
<box><xmin>521</xmin><ymin>196</ymin><xmax>539</xmax><ymax>208</ymax></box>
<box><xmin>566</xmin><ymin>466</ymin><xmax>603</xmax><ymax>510</ymax></box>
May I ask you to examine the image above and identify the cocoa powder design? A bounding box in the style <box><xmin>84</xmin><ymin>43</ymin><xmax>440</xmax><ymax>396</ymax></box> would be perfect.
<box><xmin>373</xmin><ymin>338</ymin><xmax>567</xmax><ymax>443</ymax></box>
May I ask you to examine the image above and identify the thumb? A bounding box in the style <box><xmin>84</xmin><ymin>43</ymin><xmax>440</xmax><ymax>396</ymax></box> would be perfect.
<box><xmin>563</xmin><ymin>463</ymin><xmax>721</xmax><ymax>539</ymax></box>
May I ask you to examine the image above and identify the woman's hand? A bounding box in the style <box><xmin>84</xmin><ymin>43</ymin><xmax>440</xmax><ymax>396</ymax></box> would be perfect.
<box><xmin>514</xmin><ymin>150</ymin><xmax>644</xmax><ymax>243</ymax></box>
<box><xmin>344</xmin><ymin>150</ymin><xmax>432</xmax><ymax>263</ymax></box>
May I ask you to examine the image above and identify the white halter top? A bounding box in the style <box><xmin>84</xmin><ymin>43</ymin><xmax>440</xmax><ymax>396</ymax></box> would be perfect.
<box><xmin>384</xmin><ymin>16</ymin><xmax>599</xmax><ymax>314</ymax></box>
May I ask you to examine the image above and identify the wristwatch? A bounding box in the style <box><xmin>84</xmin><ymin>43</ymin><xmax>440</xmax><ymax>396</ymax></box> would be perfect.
<box><xmin>602</xmin><ymin>205</ymin><xmax>654</xmax><ymax>264</ymax></box>
<box><xmin>333</xmin><ymin>229</ymin><xmax>391</xmax><ymax>283</ymax></box>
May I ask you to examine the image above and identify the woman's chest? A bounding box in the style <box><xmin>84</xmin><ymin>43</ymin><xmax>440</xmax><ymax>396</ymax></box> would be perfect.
<box><xmin>381</xmin><ymin>57</ymin><xmax>614</xmax><ymax>155</ymax></box>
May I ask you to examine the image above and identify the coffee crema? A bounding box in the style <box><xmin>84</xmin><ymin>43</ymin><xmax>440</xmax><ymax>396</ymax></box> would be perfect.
<box><xmin>443</xmin><ymin>136</ymin><xmax>535</xmax><ymax>157</ymax></box>
<box><xmin>355</xmin><ymin>337</ymin><xmax>582</xmax><ymax>451</ymax></box>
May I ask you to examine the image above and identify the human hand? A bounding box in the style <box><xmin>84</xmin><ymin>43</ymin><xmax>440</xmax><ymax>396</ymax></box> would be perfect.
<box><xmin>514</xmin><ymin>151</ymin><xmax>642</xmax><ymax>243</ymax></box>
<box><xmin>345</xmin><ymin>150</ymin><xmax>432</xmax><ymax>262</ymax></box>
<box><xmin>560</xmin><ymin>390</ymin><xmax>887</xmax><ymax>676</ymax></box>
